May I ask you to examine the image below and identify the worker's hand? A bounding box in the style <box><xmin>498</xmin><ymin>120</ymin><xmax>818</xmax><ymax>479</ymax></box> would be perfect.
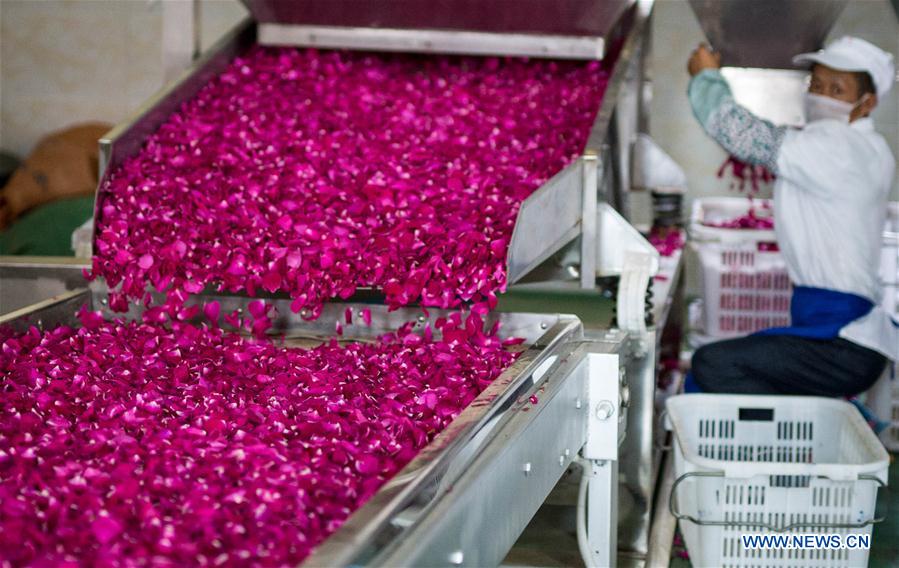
<box><xmin>688</xmin><ymin>44</ymin><xmax>722</xmax><ymax>76</ymax></box>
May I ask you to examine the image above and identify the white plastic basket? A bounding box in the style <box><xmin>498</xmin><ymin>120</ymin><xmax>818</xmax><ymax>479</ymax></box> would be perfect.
<box><xmin>881</xmin><ymin>202</ymin><xmax>899</xmax><ymax>316</ymax></box>
<box><xmin>690</xmin><ymin>198</ymin><xmax>791</xmax><ymax>337</ymax></box>
<box><xmin>667</xmin><ymin>394</ymin><xmax>889</xmax><ymax>568</ymax></box>
<box><xmin>879</xmin><ymin>379</ymin><xmax>899</xmax><ymax>451</ymax></box>
<box><xmin>690</xmin><ymin>197</ymin><xmax>777</xmax><ymax>245</ymax></box>
<box><xmin>872</xmin><ymin>203</ymin><xmax>899</xmax><ymax>451</ymax></box>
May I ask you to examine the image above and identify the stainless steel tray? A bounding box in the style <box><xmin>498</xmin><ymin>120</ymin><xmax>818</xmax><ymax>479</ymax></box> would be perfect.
<box><xmin>0</xmin><ymin>289</ymin><xmax>604</xmax><ymax>566</ymax></box>
<box><xmin>92</xmin><ymin>2</ymin><xmax>652</xmax><ymax>292</ymax></box>
<box><xmin>0</xmin><ymin>256</ymin><xmax>90</xmax><ymax>316</ymax></box>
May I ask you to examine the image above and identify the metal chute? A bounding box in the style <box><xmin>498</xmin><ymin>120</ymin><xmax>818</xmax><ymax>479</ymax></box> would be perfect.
<box><xmin>688</xmin><ymin>0</ymin><xmax>848</xmax><ymax>69</ymax></box>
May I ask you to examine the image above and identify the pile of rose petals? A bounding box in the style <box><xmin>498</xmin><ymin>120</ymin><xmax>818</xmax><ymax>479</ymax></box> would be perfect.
<box><xmin>90</xmin><ymin>47</ymin><xmax>609</xmax><ymax>318</ymax></box>
<box><xmin>704</xmin><ymin>203</ymin><xmax>774</xmax><ymax>230</ymax></box>
<box><xmin>648</xmin><ymin>227</ymin><xmax>685</xmax><ymax>257</ymax></box>
<box><xmin>717</xmin><ymin>155</ymin><xmax>775</xmax><ymax>194</ymax></box>
<box><xmin>0</xmin><ymin>308</ymin><xmax>519</xmax><ymax>565</ymax></box>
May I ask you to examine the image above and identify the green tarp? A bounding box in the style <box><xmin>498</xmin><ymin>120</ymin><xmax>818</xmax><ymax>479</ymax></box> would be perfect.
<box><xmin>0</xmin><ymin>196</ymin><xmax>94</xmax><ymax>256</ymax></box>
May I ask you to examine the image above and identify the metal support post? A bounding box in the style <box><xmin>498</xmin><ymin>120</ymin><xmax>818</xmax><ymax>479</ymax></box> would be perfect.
<box><xmin>580</xmin><ymin>155</ymin><xmax>599</xmax><ymax>289</ymax></box>
<box><xmin>162</xmin><ymin>0</ymin><xmax>200</xmax><ymax>81</ymax></box>
<box><xmin>588</xmin><ymin>459</ymin><xmax>619</xmax><ymax>568</ymax></box>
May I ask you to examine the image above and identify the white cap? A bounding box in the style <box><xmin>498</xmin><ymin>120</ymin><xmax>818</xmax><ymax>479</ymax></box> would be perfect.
<box><xmin>793</xmin><ymin>36</ymin><xmax>895</xmax><ymax>98</ymax></box>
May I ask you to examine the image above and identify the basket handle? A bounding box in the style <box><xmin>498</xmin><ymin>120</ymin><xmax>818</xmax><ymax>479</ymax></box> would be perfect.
<box><xmin>669</xmin><ymin>471</ymin><xmax>889</xmax><ymax>531</ymax></box>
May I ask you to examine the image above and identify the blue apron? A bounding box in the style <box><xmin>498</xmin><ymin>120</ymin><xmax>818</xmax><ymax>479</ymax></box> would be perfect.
<box><xmin>684</xmin><ymin>286</ymin><xmax>875</xmax><ymax>393</ymax></box>
<box><xmin>755</xmin><ymin>286</ymin><xmax>874</xmax><ymax>339</ymax></box>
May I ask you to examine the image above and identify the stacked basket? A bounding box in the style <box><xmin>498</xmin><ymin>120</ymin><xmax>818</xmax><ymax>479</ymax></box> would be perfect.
<box><xmin>876</xmin><ymin>203</ymin><xmax>899</xmax><ymax>451</ymax></box>
<box><xmin>689</xmin><ymin>197</ymin><xmax>790</xmax><ymax>339</ymax></box>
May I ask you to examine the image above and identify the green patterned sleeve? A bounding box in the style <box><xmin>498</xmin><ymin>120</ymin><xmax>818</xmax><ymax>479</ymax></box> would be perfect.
<box><xmin>687</xmin><ymin>69</ymin><xmax>787</xmax><ymax>173</ymax></box>
<box><xmin>688</xmin><ymin>69</ymin><xmax>732</xmax><ymax>127</ymax></box>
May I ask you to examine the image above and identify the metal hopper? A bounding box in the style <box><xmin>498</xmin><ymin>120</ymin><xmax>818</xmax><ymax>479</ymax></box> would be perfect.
<box><xmin>688</xmin><ymin>0</ymin><xmax>848</xmax><ymax>69</ymax></box>
<box><xmin>689</xmin><ymin>0</ymin><xmax>851</xmax><ymax>127</ymax></box>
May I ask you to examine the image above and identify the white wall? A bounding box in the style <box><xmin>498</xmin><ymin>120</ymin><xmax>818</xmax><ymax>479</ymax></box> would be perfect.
<box><xmin>0</xmin><ymin>0</ymin><xmax>247</xmax><ymax>159</ymax></box>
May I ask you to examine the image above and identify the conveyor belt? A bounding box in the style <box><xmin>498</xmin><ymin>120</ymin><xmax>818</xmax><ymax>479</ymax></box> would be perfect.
<box><xmin>0</xmin><ymin>287</ymin><xmax>629</xmax><ymax>566</ymax></box>
<box><xmin>92</xmin><ymin>4</ymin><xmax>644</xmax><ymax>296</ymax></box>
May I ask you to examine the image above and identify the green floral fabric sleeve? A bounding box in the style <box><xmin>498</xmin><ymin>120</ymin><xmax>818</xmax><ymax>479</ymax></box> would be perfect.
<box><xmin>687</xmin><ymin>69</ymin><xmax>787</xmax><ymax>174</ymax></box>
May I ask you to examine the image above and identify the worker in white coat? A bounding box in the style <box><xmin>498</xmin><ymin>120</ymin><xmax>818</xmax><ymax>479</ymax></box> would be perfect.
<box><xmin>686</xmin><ymin>36</ymin><xmax>898</xmax><ymax>396</ymax></box>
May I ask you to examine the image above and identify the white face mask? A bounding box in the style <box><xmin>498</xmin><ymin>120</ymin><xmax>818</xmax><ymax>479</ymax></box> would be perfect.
<box><xmin>803</xmin><ymin>92</ymin><xmax>866</xmax><ymax>124</ymax></box>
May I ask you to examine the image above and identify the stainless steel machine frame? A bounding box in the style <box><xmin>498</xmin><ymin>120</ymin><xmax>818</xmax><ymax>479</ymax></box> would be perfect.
<box><xmin>0</xmin><ymin>287</ymin><xmax>632</xmax><ymax>567</ymax></box>
<box><xmin>0</xmin><ymin>257</ymin><xmax>89</xmax><ymax>316</ymax></box>
<box><xmin>500</xmin><ymin>1</ymin><xmax>663</xmax><ymax>560</ymax></box>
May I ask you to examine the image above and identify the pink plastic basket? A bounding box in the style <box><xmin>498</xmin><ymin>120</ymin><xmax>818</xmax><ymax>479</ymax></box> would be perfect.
<box><xmin>690</xmin><ymin>198</ymin><xmax>790</xmax><ymax>337</ymax></box>
<box><xmin>699</xmin><ymin>244</ymin><xmax>792</xmax><ymax>336</ymax></box>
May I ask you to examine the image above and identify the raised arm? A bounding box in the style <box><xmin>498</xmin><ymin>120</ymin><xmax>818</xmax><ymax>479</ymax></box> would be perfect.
<box><xmin>687</xmin><ymin>45</ymin><xmax>787</xmax><ymax>174</ymax></box>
